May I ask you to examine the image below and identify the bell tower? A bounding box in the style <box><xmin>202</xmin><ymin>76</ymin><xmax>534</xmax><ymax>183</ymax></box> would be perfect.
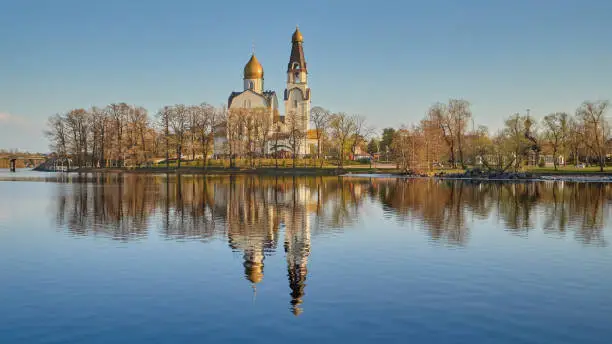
<box><xmin>284</xmin><ymin>26</ymin><xmax>311</xmax><ymax>133</ymax></box>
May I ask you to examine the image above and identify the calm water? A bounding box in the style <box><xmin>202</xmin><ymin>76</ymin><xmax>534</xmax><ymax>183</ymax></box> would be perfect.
<box><xmin>0</xmin><ymin>170</ymin><xmax>611</xmax><ymax>343</ymax></box>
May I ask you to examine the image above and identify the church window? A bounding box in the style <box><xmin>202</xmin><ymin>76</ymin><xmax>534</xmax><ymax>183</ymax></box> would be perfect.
<box><xmin>243</xmin><ymin>100</ymin><xmax>251</xmax><ymax>108</ymax></box>
<box><xmin>248</xmin><ymin>81</ymin><xmax>254</xmax><ymax>90</ymax></box>
<box><xmin>293</xmin><ymin>100</ymin><xmax>298</xmax><ymax>108</ymax></box>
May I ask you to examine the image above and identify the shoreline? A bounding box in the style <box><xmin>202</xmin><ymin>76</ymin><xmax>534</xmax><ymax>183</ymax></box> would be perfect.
<box><xmin>29</xmin><ymin>167</ymin><xmax>612</xmax><ymax>180</ymax></box>
<box><xmin>60</xmin><ymin>167</ymin><xmax>369</xmax><ymax>176</ymax></box>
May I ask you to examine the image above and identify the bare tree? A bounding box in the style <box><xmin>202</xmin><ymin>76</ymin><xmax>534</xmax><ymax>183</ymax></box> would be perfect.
<box><xmin>253</xmin><ymin>107</ymin><xmax>273</xmax><ymax>159</ymax></box>
<box><xmin>428</xmin><ymin>99</ymin><xmax>471</xmax><ymax>168</ymax></box>
<box><xmin>193</xmin><ymin>103</ymin><xmax>217</xmax><ymax>169</ymax></box>
<box><xmin>271</xmin><ymin>124</ymin><xmax>284</xmax><ymax>168</ymax></box>
<box><xmin>576</xmin><ymin>100</ymin><xmax>610</xmax><ymax>172</ymax></box>
<box><xmin>286</xmin><ymin>111</ymin><xmax>306</xmax><ymax>168</ymax></box>
<box><xmin>350</xmin><ymin>115</ymin><xmax>373</xmax><ymax>159</ymax></box>
<box><xmin>125</xmin><ymin>105</ymin><xmax>150</xmax><ymax>166</ymax></box>
<box><xmin>168</xmin><ymin>104</ymin><xmax>190</xmax><ymax>168</ymax></box>
<box><xmin>64</xmin><ymin>108</ymin><xmax>90</xmax><ymax>166</ymax></box>
<box><xmin>227</xmin><ymin>108</ymin><xmax>247</xmax><ymax>168</ymax></box>
<box><xmin>448</xmin><ymin>99</ymin><xmax>471</xmax><ymax>168</ymax></box>
<box><xmin>429</xmin><ymin>102</ymin><xmax>455</xmax><ymax>167</ymax></box>
<box><xmin>420</xmin><ymin>117</ymin><xmax>444</xmax><ymax>171</ymax></box>
<box><xmin>188</xmin><ymin>106</ymin><xmax>200</xmax><ymax>161</ymax></box>
<box><xmin>542</xmin><ymin>112</ymin><xmax>569</xmax><ymax>170</ymax></box>
<box><xmin>156</xmin><ymin>106</ymin><xmax>172</xmax><ymax>169</ymax></box>
<box><xmin>310</xmin><ymin>106</ymin><xmax>330</xmax><ymax>167</ymax></box>
<box><xmin>503</xmin><ymin>113</ymin><xmax>532</xmax><ymax>171</ymax></box>
<box><xmin>45</xmin><ymin>114</ymin><xmax>68</xmax><ymax>157</ymax></box>
<box><xmin>566</xmin><ymin>118</ymin><xmax>585</xmax><ymax>165</ymax></box>
<box><xmin>89</xmin><ymin>106</ymin><xmax>108</xmax><ymax>167</ymax></box>
<box><xmin>329</xmin><ymin>113</ymin><xmax>357</xmax><ymax>168</ymax></box>
<box><xmin>105</xmin><ymin>103</ymin><xmax>130</xmax><ymax>166</ymax></box>
<box><xmin>391</xmin><ymin>126</ymin><xmax>424</xmax><ymax>173</ymax></box>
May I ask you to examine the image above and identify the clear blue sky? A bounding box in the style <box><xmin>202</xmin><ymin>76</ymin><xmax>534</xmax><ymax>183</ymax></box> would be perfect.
<box><xmin>1</xmin><ymin>0</ymin><xmax>611</xmax><ymax>152</ymax></box>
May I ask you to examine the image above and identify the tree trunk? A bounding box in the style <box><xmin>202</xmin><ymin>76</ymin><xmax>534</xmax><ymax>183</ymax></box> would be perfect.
<box><xmin>165</xmin><ymin>120</ymin><xmax>169</xmax><ymax>170</ymax></box>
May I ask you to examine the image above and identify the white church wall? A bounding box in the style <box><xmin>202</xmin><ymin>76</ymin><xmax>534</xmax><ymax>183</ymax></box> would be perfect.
<box><xmin>229</xmin><ymin>91</ymin><xmax>268</xmax><ymax>109</ymax></box>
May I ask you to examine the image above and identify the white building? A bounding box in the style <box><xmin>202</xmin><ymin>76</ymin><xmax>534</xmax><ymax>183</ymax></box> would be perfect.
<box><xmin>215</xmin><ymin>27</ymin><xmax>313</xmax><ymax>157</ymax></box>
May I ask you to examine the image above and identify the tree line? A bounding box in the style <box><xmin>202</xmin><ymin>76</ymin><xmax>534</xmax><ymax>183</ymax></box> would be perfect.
<box><xmin>44</xmin><ymin>103</ymin><xmax>375</xmax><ymax>169</ymax></box>
<box><xmin>45</xmin><ymin>99</ymin><xmax>610</xmax><ymax>171</ymax></box>
<box><xmin>373</xmin><ymin>99</ymin><xmax>611</xmax><ymax>172</ymax></box>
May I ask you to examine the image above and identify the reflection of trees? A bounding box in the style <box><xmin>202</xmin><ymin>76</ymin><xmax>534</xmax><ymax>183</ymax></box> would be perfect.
<box><xmin>376</xmin><ymin>179</ymin><xmax>468</xmax><ymax>245</ymax></box>
<box><xmin>538</xmin><ymin>181</ymin><xmax>608</xmax><ymax>246</ymax></box>
<box><xmin>493</xmin><ymin>183</ymin><xmax>540</xmax><ymax>234</ymax></box>
<box><xmin>54</xmin><ymin>175</ymin><xmax>610</xmax><ymax>247</ymax></box>
<box><xmin>53</xmin><ymin>175</ymin><xmax>610</xmax><ymax>312</ymax></box>
<box><xmin>54</xmin><ymin>174</ymin><xmax>152</xmax><ymax>240</ymax></box>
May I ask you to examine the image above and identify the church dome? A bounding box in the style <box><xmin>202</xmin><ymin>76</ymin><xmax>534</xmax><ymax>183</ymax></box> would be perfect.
<box><xmin>292</xmin><ymin>27</ymin><xmax>303</xmax><ymax>43</ymax></box>
<box><xmin>244</xmin><ymin>54</ymin><xmax>264</xmax><ymax>79</ymax></box>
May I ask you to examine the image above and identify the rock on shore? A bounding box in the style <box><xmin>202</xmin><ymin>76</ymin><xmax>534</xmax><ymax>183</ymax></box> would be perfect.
<box><xmin>435</xmin><ymin>168</ymin><xmax>536</xmax><ymax>180</ymax></box>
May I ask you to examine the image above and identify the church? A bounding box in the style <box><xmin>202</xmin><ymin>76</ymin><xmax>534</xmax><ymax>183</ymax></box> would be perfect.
<box><xmin>214</xmin><ymin>27</ymin><xmax>314</xmax><ymax>157</ymax></box>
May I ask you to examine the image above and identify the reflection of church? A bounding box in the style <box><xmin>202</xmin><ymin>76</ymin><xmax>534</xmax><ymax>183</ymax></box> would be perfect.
<box><xmin>222</xmin><ymin>178</ymin><xmax>313</xmax><ymax>315</ymax></box>
<box><xmin>215</xmin><ymin>27</ymin><xmax>315</xmax><ymax>156</ymax></box>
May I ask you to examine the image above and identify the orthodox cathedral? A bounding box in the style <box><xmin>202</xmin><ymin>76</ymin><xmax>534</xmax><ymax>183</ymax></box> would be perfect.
<box><xmin>215</xmin><ymin>27</ymin><xmax>313</xmax><ymax>156</ymax></box>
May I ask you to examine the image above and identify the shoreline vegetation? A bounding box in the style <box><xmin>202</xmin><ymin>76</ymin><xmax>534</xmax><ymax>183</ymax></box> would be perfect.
<box><xmin>33</xmin><ymin>98</ymin><xmax>612</xmax><ymax>178</ymax></box>
<box><xmin>32</xmin><ymin>163</ymin><xmax>612</xmax><ymax>179</ymax></box>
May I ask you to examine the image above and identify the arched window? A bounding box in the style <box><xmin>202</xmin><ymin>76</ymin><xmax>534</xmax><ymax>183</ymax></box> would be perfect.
<box><xmin>248</xmin><ymin>81</ymin><xmax>254</xmax><ymax>90</ymax></box>
<box><xmin>243</xmin><ymin>100</ymin><xmax>251</xmax><ymax>108</ymax></box>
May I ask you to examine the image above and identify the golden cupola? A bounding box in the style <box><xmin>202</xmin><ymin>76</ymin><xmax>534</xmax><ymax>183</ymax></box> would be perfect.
<box><xmin>244</xmin><ymin>54</ymin><xmax>264</xmax><ymax>79</ymax></box>
<box><xmin>292</xmin><ymin>26</ymin><xmax>303</xmax><ymax>43</ymax></box>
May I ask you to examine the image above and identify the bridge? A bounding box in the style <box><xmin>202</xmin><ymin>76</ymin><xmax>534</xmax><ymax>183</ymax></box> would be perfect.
<box><xmin>0</xmin><ymin>154</ymin><xmax>46</xmax><ymax>172</ymax></box>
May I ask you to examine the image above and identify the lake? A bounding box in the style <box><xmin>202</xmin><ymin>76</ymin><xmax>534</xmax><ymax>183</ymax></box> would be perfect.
<box><xmin>0</xmin><ymin>171</ymin><xmax>611</xmax><ymax>343</ymax></box>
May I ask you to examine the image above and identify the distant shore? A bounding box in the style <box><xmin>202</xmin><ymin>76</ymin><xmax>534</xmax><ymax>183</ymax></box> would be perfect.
<box><xmin>67</xmin><ymin>166</ymin><xmax>384</xmax><ymax>176</ymax></box>
<box><xmin>32</xmin><ymin>166</ymin><xmax>612</xmax><ymax>181</ymax></box>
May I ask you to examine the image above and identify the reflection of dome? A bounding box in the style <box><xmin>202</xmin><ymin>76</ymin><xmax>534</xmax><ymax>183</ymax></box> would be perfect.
<box><xmin>244</xmin><ymin>260</ymin><xmax>264</xmax><ymax>284</ymax></box>
<box><xmin>292</xmin><ymin>26</ymin><xmax>303</xmax><ymax>43</ymax></box>
<box><xmin>244</xmin><ymin>54</ymin><xmax>264</xmax><ymax>79</ymax></box>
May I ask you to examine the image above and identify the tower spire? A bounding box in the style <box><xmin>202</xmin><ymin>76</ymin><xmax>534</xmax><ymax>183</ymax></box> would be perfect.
<box><xmin>288</xmin><ymin>28</ymin><xmax>306</xmax><ymax>72</ymax></box>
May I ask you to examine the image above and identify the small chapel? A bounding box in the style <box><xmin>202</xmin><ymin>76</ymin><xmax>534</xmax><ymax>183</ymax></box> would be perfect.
<box><xmin>215</xmin><ymin>27</ymin><xmax>314</xmax><ymax>157</ymax></box>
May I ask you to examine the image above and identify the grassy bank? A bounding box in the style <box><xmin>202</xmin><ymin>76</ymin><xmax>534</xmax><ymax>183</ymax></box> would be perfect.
<box><xmin>73</xmin><ymin>166</ymin><xmax>403</xmax><ymax>176</ymax></box>
<box><xmin>56</xmin><ymin>159</ymin><xmax>612</xmax><ymax>177</ymax></box>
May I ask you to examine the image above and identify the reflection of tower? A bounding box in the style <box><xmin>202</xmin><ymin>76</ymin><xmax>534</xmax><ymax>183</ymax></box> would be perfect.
<box><xmin>284</xmin><ymin>183</ymin><xmax>311</xmax><ymax>316</ymax></box>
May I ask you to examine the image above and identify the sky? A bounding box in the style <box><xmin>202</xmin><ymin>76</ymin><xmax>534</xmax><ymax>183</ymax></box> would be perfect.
<box><xmin>1</xmin><ymin>0</ymin><xmax>611</xmax><ymax>152</ymax></box>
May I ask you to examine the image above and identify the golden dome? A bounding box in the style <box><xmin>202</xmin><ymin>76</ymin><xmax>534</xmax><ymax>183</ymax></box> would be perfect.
<box><xmin>244</xmin><ymin>54</ymin><xmax>263</xmax><ymax>79</ymax></box>
<box><xmin>292</xmin><ymin>26</ymin><xmax>303</xmax><ymax>43</ymax></box>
